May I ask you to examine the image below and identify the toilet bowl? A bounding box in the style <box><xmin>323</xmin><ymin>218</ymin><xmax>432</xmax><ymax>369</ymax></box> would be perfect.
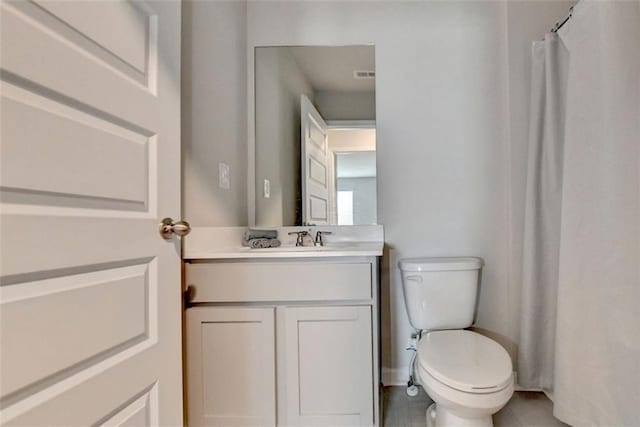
<box><xmin>398</xmin><ymin>257</ymin><xmax>514</xmax><ymax>427</ymax></box>
<box><xmin>416</xmin><ymin>330</ymin><xmax>513</xmax><ymax>427</ymax></box>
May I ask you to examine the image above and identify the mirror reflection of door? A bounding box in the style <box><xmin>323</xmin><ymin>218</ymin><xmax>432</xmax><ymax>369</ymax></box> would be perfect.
<box><xmin>254</xmin><ymin>45</ymin><xmax>376</xmax><ymax>227</ymax></box>
<box><xmin>301</xmin><ymin>95</ymin><xmax>330</xmax><ymax>225</ymax></box>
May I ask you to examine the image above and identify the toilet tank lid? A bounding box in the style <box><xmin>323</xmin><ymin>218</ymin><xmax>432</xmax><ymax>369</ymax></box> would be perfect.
<box><xmin>398</xmin><ymin>257</ymin><xmax>483</xmax><ymax>272</ymax></box>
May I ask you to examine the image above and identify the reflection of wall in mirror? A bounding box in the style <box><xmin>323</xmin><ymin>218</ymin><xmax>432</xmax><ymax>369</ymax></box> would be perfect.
<box><xmin>328</xmin><ymin>129</ymin><xmax>376</xmax><ymax>151</ymax></box>
<box><xmin>330</xmin><ymin>129</ymin><xmax>377</xmax><ymax>225</ymax></box>
<box><xmin>254</xmin><ymin>46</ymin><xmax>376</xmax><ymax>227</ymax></box>
<box><xmin>337</xmin><ymin>178</ymin><xmax>377</xmax><ymax>224</ymax></box>
<box><xmin>255</xmin><ymin>48</ymin><xmax>314</xmax><ymax>226</ymax></box>
<box><xmin>316</xmin><ymin>91</ymin><xmax>375</xmax><ymax>121</ymax></box>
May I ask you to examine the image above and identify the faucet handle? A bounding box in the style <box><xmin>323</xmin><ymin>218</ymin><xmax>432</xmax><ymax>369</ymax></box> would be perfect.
<box><xmin>314</xmin><ymin>230</ymin><xmax>332</xmax><ymax>246</ymax></box>
<box><xmin>288</xmin><ymin>230</ymin><xmax>308</xmax><ymax>246</ymax></box>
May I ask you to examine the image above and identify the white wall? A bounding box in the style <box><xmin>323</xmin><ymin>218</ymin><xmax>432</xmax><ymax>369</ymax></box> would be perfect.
<box><xmin>254</xmin><ymin>48</ymin><xmax>314</xmax><ymax>226</ymax></box>
<box><xmin>247</xmin><ymin>1</ymin><xmax>511</xmax><ymax>383</ymax></box>
<box><xmin>182</xmin><ymin>0</ymin><xmax>248</xmax><ymax>226</ymax></box>
<box><xmin>315</xmin><ymin>90</ymin><xmax>376</xmax><ymax>121</ymax></box>
<box><xmin>183</xmin><ymin>0</ymin><xmax>575</xmax><ymax>384</ymax></box>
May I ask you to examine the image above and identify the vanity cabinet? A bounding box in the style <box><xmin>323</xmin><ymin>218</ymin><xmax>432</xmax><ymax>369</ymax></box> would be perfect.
<box><xmin>184</xmin><ymin>258</ymin><xmax>380</xmax><ymax>427</ymax></box>
<box><xmin>282</xmin><ymin>306</ymin><xmax>373</xmax><ymax>427</ymax></box>
<box><xmin>186</xmin><ymin>306</ymin><xmax>277</xmax><ymax>427</ymax></box>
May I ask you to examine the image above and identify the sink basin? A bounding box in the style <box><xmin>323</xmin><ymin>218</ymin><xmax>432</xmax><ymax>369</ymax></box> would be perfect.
<box><xmin>242</xmin><ymin>242</ymin><xmax>360</xmax><ymax>252</ymax></box>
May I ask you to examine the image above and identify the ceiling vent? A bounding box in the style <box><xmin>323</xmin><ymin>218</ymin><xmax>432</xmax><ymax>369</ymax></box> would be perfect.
<box><xmin>353</xmin><ymin>70</ymin><xmax>375</xmax><ymax>79</ymax></box>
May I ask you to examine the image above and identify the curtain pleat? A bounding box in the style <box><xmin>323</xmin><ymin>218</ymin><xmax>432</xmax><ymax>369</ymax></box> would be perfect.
<box><xmin>552</xmin><ymin>2</ymin><xmax>640</xmax><ymax>425</ymax></box>
<box><xmin>518</xmin><ymin>33</ymin><xmax>568</xmax><ymax>390</ymax></box>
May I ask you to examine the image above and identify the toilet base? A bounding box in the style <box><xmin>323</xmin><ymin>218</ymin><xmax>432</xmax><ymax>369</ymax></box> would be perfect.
<box><xmin>425</xmin><ymin>402</ymin><xmax>493</xmax><ymax>427</ymax></box>
<box><xmin>426</xmin><ymin>403</ymin><xmax>437</xmax><ymax>427</ymax></box>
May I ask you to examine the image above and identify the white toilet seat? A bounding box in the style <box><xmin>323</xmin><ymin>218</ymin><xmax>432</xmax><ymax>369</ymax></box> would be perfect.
<box><xmin>416</xmin><ymin>330</ymin><xmax>514</xmax><ymax>426</ymax></box>
<box><xmin>417</xmin><ymin>330</ymin><xmax>512</xmax><ymax>393</ymax></box>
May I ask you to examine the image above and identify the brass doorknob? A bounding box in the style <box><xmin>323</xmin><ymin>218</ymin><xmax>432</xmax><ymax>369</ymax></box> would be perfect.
<box><xmin>159</xmin><ymin>218</ymin><xmax>191</xmax><ymax>239</ymax></box>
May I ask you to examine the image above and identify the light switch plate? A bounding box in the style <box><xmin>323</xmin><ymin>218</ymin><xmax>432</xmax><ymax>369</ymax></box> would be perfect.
<box><xmin>263</xmin><ymin>179</ymin><xmax>271</xmax><ymax>198</ymax></box>
<box><xmin>218</xmin><ymin>162</ymin><xmax>230</xmax><ymax>190</ymax></box>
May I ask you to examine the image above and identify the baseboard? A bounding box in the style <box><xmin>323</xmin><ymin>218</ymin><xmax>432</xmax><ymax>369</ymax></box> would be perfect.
<box><xmin>513</xmin><ymin>371</ymin><xmax>535</xmax><ymax>391</ymax></box>
<box><xmin>512</xmin><ymin>372</ymin><xmax>550</xmax><ymax>393</ymax></box>
<box><xmin>513</xmin><ymin>372</ymin><xmax>529</xmax><ymax>391</ymax></box>
<box><xmin>382</xmin><ymin>367</ymin><xmax>408</xmax><ymax>386</ymax></box>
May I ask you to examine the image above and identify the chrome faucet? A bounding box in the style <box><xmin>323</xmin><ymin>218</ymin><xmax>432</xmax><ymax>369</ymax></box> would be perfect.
<box><xmin>288</xmin><ymin>230</ymin><xmax>333</xmax><ymax>247</ymax></box>
<box><xmin>288</xmin><ymin>230</ymin><xmax>314</xmax><ymax>247</ymax></box>
<box><xmin>314</xmin><ymin>231</ymin><xmax>332</xmax><ymax>246</ymax></box>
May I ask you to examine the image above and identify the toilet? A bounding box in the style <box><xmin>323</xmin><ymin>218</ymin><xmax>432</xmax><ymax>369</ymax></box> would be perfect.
<box><xmin>399</xmin><ymin>257</ymin><xmax>513</xmax><ymax>427</ymax></box>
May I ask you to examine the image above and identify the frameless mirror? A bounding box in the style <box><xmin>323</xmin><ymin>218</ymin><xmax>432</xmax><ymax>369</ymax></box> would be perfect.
<box><xmin>254</xmin><ymin>45</ymin><xmax>376</xmax><ymax>226</ymax></box>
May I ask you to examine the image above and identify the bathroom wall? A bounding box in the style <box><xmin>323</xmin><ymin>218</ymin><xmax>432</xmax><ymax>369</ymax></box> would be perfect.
<box><xmin>182</xmin><ymin>0</ymin><xmax>574</xmax><ymax>384</ymax></box>
<box><xmin>254</xmin><ymin>48</ymin><xmax>314</xmax><ymax>226</ymax></box>
<box><xmin>246</xmin><ymin>1</ymin><xmax>511</xmax><ymax>384</ymax></box>
<box><xmin>182</xmin><ymin>0</ymin><xmax>248</xmax><ymax>226</ymax></box>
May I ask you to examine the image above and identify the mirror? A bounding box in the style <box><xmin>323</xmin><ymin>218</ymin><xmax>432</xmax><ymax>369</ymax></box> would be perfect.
<box><xmin>254</xmin><ymin>46</ymin><xmax>376</xmax><ymax>226</ymax></box>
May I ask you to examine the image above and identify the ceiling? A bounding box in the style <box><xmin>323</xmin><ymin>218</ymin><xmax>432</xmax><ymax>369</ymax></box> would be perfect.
<box><xmin>288</xmin><ymin>45</ymin><xmax>375</xmax><ymax>92</ymax></box>
<box><xmin>336</xmin><ymin>151</ymin><xmax>377</xmax><ymax>178</ymax></box>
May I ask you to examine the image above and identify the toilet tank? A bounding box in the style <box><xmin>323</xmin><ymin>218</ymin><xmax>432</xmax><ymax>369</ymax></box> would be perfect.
<box><xmin>398</xmin><ymin>257</ymin><xmax>483</xmax><ymax>330</ymax></box>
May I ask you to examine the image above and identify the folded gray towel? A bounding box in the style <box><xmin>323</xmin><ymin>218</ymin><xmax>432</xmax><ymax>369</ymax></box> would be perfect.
<box><xmin>248</xmin><ymin>238</ymin><xmax>269</xmax><ymax>249</ymax></box>
<box><xmin>248</xmin><ymin>238</ymin><xmax>281</xmax><ymax>249</ymax></box>
<box><xmin>244</xmin><ymin>229</ymin><xmax>277</xmax><ymax>241</ymax></box>
<box><xmin>269</xmin><ymin>239</ymin><xmax>281</xmax><ymax>248</ymax></box>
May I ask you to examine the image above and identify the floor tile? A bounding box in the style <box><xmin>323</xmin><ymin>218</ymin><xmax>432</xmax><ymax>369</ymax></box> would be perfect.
<box><xmin>494</xmin><ymin>406</ymin><xmax>524</xmax><ymax>427</ymax></box>
<box><xmin>382</xmin><ymin>386</ymin><xmax>569</xmax><ymax>427</ymax></box>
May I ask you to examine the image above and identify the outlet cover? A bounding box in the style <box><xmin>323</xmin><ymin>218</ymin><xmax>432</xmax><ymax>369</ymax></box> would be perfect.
<box><xmin>218</xmin><ymin>162</ymin><xmax>230</xmax><ymax>190</ymax></box>
<box><xmin>263</xmin><ymin>179</ymin><xmax>271</xmax><ymax>198</ymax></box>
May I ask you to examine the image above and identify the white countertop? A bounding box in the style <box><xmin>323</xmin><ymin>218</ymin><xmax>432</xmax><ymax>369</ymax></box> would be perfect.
<box><xmin>183</xmin><ymin>226</ymin><xmax>384</xmax><ymax>260</ymax></box>
<box><xmin>185</xmin><ymin>242</ymin><xmax>383</xmax><ymax>259</ymax></box>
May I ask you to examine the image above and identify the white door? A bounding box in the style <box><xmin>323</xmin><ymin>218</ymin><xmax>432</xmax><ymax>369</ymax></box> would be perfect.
<box><xmin>0</xmin><ymin>1</ymin><xmax>183</xmax><ymax>425</ymax></box>
<box><xmin>300</xmin><ymin>95</ymin><xmax>330</xmax><ymax>226</ymax></box>
<box><xmin>186</xmin><ymin>307</ymin><xmax>276</xmax><ymax>427</ymax></box>
<box><xmin>283</xmin><ymin>306</ymin><xmax>374</xmax><ymax>426</ymax></box>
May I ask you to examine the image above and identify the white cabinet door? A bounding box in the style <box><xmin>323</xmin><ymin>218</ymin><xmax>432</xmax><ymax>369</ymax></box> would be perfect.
<box><xmin>283</xmin><ymin>306</ymin><xmax>374</xmax><ymax>426</ymax></box>
<box><xmin>0</xmin><ymin>1</ymin><xmax>182</xmax><ymax>425</ymax></box>
<box><xmin>186</xmin><ymin>307</ymin><xmax>276</xmax><ymax>427</ymax></box>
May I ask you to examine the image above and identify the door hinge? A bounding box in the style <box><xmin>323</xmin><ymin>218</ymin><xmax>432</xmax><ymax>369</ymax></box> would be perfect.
<box><xmin>184</xmin><ymin>285</ymin><xmax>195</xmax><ymax>308</ymax></box>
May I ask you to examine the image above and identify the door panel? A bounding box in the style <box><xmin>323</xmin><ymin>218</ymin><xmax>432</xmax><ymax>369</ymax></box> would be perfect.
<box><xmin>186</xmin><ymin>307</ymin><xmax>276</xmax><ymax>427</ymax></box>
<box><xmin>0</xmin><ymin>0</ymin><xmax>182</xmax><ymax>425</ymax></box>
<box><xmin>284</xmin><ymin>306</ymin><xmax>374</xmax><ymax>426</ymax></box>
<box><xmin>1</xmin><ymin>262</ymin><xmax>151</xmax><ymax>397</ymax></box>
<box><xmin>1</xmin><ymin>91</ymin><xmax>150</xmax><ymax>206</ymax></box>
<box><xmin>34</xmin><ymin>0</ymin><xmax>151</xmax><ymax>76</ymax></box>
<box><xmin>99</xmin><ymin>386</ymin><xmax>158</xmax><ymax>427</ymax></box>
<box><xmin>301</xmin><ymin>95</ymin><xmax>330</xmax><ymax>225</ymax></box>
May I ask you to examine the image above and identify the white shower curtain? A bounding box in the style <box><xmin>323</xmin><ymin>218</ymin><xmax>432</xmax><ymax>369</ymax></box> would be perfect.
<box><xmin>520</xmin><ymin>1</ymin><xmax>640</xmax><ymax>425</ymax></box>
<box><xmin>553</xmin><ymin>1</ymin><xmax>640</xmax><ymax>425</ymax></box>
<box><xmin>518</xmin><ymin>33</ymin><xmax>568</xmax><ymax>390</ymax></box>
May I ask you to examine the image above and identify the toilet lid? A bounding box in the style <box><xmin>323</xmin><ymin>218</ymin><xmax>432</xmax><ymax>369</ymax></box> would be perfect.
<box><xmin>418</xmin><ymin>330</ymin><xmax>512</xmax><ymax>393</ymax></box>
